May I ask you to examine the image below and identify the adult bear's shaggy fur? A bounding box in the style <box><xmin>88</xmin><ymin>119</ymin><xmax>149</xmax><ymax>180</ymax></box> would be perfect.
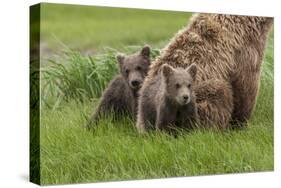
<box><xmin>144</xmin><ymin>13</ymin><xmax>273</xmax><ymax>128</ymax></box>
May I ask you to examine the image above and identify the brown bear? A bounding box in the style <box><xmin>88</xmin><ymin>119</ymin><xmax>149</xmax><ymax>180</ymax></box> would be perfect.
<box><xmin>88</xmin><ymin>46</ymin><xmax>151</xmax><ymax>127</ymax></box>
<box><xmin>144</xmin><ymin>13</ymin><xmax>273</xmax><ymax>129</ymax></box>
<box><xmin>136</xmin><ymin>64</ymin><xmax>198</xmax><ymax>133</ymax></box>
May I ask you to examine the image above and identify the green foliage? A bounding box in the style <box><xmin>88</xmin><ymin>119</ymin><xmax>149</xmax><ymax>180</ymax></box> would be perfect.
<box><xmin>41</xmin><ymin>47</ymin><xmax>160</xmax><ymax>109</ymax></box>
<box><xmin>42</xmin><ymin>49</ymin><xmax>118</xmax><ymax>107</ymax></box>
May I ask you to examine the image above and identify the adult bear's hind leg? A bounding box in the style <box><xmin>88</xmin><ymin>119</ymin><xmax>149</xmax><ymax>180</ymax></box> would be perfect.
<box><xmin>231</xmin><ymin>71</ymin><xmax>261</xmax><ymax>126</ymax></box>
<box><xmin>231</xmin><ymin>47</ymin><xmax>263</xmax><ymax>126</ymax></box>
<box><xmin>194</xmin><ymin>80</ymin><xmax>234</xmax><ymax>129</ymax></box>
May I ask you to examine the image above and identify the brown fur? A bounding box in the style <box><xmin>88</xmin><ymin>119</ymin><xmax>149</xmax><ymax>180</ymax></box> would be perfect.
<box><xmin>194</xmin><ymin>79</ymin><xmax>233</xmax><ymax>129</ymax></box>
<box><xmin>137</xmin><ymin>64</ymin><xmax>198</xmax><ymax>133</ymax></box>
<box><xmin>89</xmin><ymin>46</ymin><xmax>151</xmax><ymax>127</ymax></box>
<box><xmin>145</xmin><ymin>13</ymin><xmax>273</xmax><ymax>128</ymax></box>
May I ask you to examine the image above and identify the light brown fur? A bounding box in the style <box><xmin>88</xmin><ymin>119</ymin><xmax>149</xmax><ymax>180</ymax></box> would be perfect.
<box><xmin>145</xmin><ymin>13</ymin><xmax>273</xmax><ymax>128</ymax></box>
<box><xmin>137</xmin><ymin>64</ymin><xmax>198</xmax><ymax>133</ymax></box>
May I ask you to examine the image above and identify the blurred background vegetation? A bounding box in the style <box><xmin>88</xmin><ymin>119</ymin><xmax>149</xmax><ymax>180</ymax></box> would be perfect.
<box><xmin>41</xmin><ymin>3</ymin><xmax>192</xmax><ymax>54</ymax></box>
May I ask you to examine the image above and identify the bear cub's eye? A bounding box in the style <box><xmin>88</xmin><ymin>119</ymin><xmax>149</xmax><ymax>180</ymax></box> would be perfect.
<box><xmin>187</xmin><ymin>84</ymin><xmax>191</xmax><ymax>88</ymax></box>
<box><xmin>125</xmin><ymin>69</ymin><xmax>129</xmax><ymax>75</ymax></box>
<box><xmin>136</xmin><ymin>66</ymin><xmax>142</xmax><ymax>71</ymax></box>
<box><xmin>175</xmin><ymin>83</ymin><xmax>181</xmax><ymax>89</ymax></box>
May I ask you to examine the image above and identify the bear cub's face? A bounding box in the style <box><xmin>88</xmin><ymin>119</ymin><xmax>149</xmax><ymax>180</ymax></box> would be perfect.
<box><xmin>162</xmin><ymin>64</ymin><xmax>197</xmax><ymax>106</ymax></box>
<box><xmin>117</xmin><ymin>46</ymin><xmax>151</xmax><ymax>90</ymax></box>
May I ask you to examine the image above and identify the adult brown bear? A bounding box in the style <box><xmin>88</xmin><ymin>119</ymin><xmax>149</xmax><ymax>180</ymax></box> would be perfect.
<box><xmin>139</xmin><ymin>13</ymin><xmax>273</xmax><ymax>130</ymax></box>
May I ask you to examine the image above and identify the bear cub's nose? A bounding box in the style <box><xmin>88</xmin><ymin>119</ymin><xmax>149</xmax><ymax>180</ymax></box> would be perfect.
<box><xmin>131</xmin><ymin>80</ymin><xmax>140</xmax><ymax>87</ymax></box>
<box><xmin>183</xmin><ymin>95</ymin><xmax>189</xmax><ymax>101</ymax></box>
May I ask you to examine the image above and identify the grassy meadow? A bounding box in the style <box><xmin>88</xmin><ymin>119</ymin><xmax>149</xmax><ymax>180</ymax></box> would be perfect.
<box><xmin>38</xmin><ymin>3</ymin><xmax>274</xmax><ymax>185</ymax></box>
<box><xmin>40</xmin><ymin>3</ymin><xmax>191</xmax><ymax>53</ymax></box>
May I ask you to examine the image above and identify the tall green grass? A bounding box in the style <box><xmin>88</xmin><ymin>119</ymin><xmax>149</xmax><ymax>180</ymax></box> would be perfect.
<box><xmin>39</xmin><ymin>34</ymin><xmax>274</xmax><ymax>185</ymax></box>
<box><xmin>42</xmin><ymin>49</ymin><xmax>117</xmax><ymax>108</ymax></box>
<box><xmin>41</xmin><ymin>46</ymin><xmax>160</xmax><ymax>109</ymax></box>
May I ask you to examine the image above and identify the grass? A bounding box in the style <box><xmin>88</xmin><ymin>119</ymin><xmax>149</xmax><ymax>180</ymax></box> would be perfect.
<box><xmin>41</xmin><ymin>46</ymin><xmax>160</xmax><ymax>109</ymax></box>
<box><xmin>40</xmin><ymin>98</ymin><xmax>273</xmax><ymax>185</ymax></box>
<box><xmin>37</xmin><ymin>3</ymin><xmax>274</xmax><ymax>186</ymax></box>
<box><xmin>39</xmin><ymin>35</ymin><xmax>274</xmax><ymax>185</ymax></box>
<box><xmin>40</xmin><ymin>3</ymin><xmax>192</xmax><ymax>52</ymax></box>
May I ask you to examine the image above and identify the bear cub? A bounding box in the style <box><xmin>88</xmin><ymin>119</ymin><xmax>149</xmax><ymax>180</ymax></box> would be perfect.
<box><xmin>136</xmin><ymin>64</ymin><xmax>198</xmax><ymax>132</ymax></box>
<box><xmin>89</xmin><ymin>46</ymin><xmax>151</xmax><ymax>127</ymax></box>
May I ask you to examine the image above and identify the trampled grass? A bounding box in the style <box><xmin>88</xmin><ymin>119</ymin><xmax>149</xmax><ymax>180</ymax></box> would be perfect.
<box><xmin>39</xmin><ymin>34</ymin><xmax>274</xmax><ymax>185</ymax></box>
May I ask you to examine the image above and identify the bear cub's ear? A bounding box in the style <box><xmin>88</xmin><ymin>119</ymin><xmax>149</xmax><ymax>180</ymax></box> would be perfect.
<box><xmin>186</xmin><ymin>63</ymin><xmax>197</xmax><ymax>81</ymax></box>
<box><xmin>162</xmin><ymin>64</ymin><xmax>174</xmax><ymax>79</ymax></box>
<box><xmin>140</xmin><ymin>45</ymin><xmax>150</xmax><ymax>58</ymax></box>
<box><xmin>116</xmin><ymin>54</ymin><xmax>125</xmax><ymax>65</ymax></box>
